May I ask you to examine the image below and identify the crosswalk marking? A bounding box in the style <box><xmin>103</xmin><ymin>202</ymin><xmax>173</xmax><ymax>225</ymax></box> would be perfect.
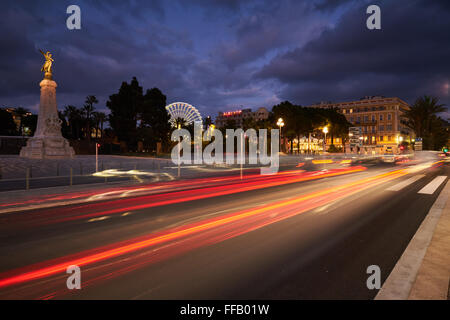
<box><xmin>387</xmin><ymin>175</ymin><xmax>425</xmax><ymax>191</ymax></box>
<box><xmin>418</xmin><ymin>176</ymin><xmax>447</xmax><ymax>195</ymax></box>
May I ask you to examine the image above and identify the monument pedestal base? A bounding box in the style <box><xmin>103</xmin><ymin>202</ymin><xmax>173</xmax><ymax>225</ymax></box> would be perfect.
<box><xmin>20</xmin><ymin>78</ymin><xmax>75</xmax><ymax>159</ymax></box>
<box><xmin>20</xmin><ymin>136</ymin><xmax>74</xmax><ymax>159</ymax></box>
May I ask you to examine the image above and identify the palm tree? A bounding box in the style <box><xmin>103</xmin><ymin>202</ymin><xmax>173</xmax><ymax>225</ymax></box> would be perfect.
<box><xmin>83</xmin><ymin>95</ymin><xmax>98</xmax><ymax>142</ymax></box>
<box><xmin>64</xmin><ymin>105</ymin><xmax>85</xmax><ymax>139</ymax></box>
<box><xmin>403</xmin><ymin>95</ymin><xmax>447</xmax><ymax>149</ymax></box>
<box><xmin>92</xmin><ymin>111</ymin><xmax>107</xmax><ymax>138</ymax></box>
<box><xmin>64</xmin><ymin>105</ymin><xmax>76</xmax><ymax>136</ymax></box>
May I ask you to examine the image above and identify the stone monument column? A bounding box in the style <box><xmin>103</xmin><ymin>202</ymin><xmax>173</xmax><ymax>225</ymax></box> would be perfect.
<box><xmin>20</xmin><ymin>50</ymin><xmax>75</xmax><ymax>159</ymax></box>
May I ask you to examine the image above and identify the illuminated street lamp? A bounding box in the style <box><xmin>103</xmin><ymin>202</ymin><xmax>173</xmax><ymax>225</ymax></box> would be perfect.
<box><xmin>277</xmin><ymin>118</ymin><xmax>285</xmax><ymax>152</ymax></box>
<box><xmin>322</xmin><ymin>126</ymin><xmax>329</xmax><ymax>152</ymax></box>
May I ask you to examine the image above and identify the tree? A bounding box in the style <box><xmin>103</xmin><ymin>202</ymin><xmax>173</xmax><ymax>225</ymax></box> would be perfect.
<box><xmin>272</xmin><ymin>101</ymin><xmax>297</xmax><ymax>153</ymax></box>
<box><xmin>58</xmin><ymin>111</ymin><xmax>70</xmax><ymax>138</ymax></box>
<box><xmin>92</xmin><ymin>111</ymin><xmax>106</xmax><ymax>139</ymax></box>
<box><xmin>14</xmin><ymin>107</ymin><xmax>30</xmax><ymax>135</ymax></box>
<box><xmin>107</xmin><ymin>77</ymin><xmax>143</xmax><ymax>152</ymax></box>
<box><xmin>21</xmin><ymin>113</ymin><xmax>37</xmax><ymax>136</ymax></box>
<box><xmin>0</xmin><ymin>108</ymin><xmax>18</xmax><ymax>136</ymax></box>
<box><xmin>64</xmin><ymin>105</ymin><xmax>85</xmax><ymax>139</ymax></box>
<box><xmin>403</xmin><ymin>95</ymin><xmax>447</xmax><ymax>149</ymax></box>
<box><xmin>138</xmin><ymin>88</ymin><xmax>171</xmax><ymax>152</ymax></box>
<box><xmin>83</xmin><ymin>95</ymin><xmax>98</xmax><ymax>142</ymax></box>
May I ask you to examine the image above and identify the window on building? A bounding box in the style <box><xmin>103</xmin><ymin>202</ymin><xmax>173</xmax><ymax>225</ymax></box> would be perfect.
<box><xmin>379</xmin><ymin>125</ymin><xmax>384</xmax><ymax>131</ymax></box>
<box><xmin>364</xmin><ymin>115</ymin><xmax>369</xmax><ymax>122</ymax></box>
<box><xmin>379</xmin><ymin>114</ymin><xmax>383</xmax><ymax>121</ymax></box>
<box><xmin>380</xmin><ymin>136</ymin><xmax>384</xmax><ymax>142</ymax></box>
<box><xmin>371</xmin><ymin>115</ymin><xmax>375</xmax><ymax>122</ymax></box>
<box><xmin>387</xmin><ymin>124</ymin><xmax>393</xmax><ymax>131</ymax></box>
<box><xmin>387</xmin><ymin>113</ymin><xmax>392</xmax><ymax>121</ymax></box>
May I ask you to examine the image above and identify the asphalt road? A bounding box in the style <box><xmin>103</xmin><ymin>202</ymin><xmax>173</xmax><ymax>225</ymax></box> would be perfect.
<box><xmin>0</xmin><ymin>155</ymin><xmax>447</xmax><ymax>299</ymax></box>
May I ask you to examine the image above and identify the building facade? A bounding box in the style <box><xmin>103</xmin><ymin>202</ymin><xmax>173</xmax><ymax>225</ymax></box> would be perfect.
<box><xmin>309</xmin><ymin>96</ymin><xmax>413</xmax><ymax>153</ymax></box>
<box><xmin>215</xmin><ymin>107</ymin><xmax>269</xmax><ymax>128</ymax></box>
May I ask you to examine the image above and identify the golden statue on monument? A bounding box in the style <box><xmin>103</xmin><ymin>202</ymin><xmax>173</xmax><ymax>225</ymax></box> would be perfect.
<box><xmin>39</xmin><ymin>49</ymin><xmax>54</xmax><ymax>78</ymax></box>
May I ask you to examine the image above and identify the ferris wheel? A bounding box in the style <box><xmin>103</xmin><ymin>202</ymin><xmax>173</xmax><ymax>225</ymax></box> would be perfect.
<box><xmin>165</xmin><ymin>102</ymin><xmax>203</xmax><ymax>127</ymax></box>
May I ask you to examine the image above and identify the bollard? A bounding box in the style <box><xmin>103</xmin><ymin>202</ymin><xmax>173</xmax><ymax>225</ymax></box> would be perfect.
<box><xmin>70</xmin><ymin>167</ymin><xmax>73</xmax><ymax>186</ymax></box>
<box><xmin>26</xmin><ymin>167</ymin><xmax>30</xmax><ymax>190</ymax></box>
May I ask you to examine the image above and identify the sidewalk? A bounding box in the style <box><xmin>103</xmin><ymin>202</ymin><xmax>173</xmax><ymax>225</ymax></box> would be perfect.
<box><xmin>376</xmin><ymin>180</ymin><xmax>450</xmax><ymax>300</ymax></box>
<box><xmin>408</xmin><ymin>184</ymin><xmax>450</xmax><ymax>299</ymax></box>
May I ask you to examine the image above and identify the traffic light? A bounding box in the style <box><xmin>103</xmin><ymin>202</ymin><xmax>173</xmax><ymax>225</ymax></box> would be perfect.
<box><xmin>443</xmin><ymin>147</ymin><xmax>448</xmax><ymax>153</ymax></box>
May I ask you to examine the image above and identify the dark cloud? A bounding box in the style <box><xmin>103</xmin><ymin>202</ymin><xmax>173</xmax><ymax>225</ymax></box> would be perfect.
<box><xmin>0</xmin><ymin>0</ymin><xmax>449</xmax><ymax>119</ymax></box>
<box><xmin>257</xmin><ymin>0</ymin><xmax>450</xmax><ymax>108</ymax></box>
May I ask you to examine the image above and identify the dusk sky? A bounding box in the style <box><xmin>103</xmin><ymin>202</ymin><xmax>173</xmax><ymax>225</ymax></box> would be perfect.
<box><xmin>1</xmin><ymin>0</ymin><xmax>449</xmax><ymax>119</ymax></box>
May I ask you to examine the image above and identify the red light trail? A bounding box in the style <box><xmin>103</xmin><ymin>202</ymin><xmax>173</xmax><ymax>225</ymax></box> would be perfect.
<box><xmin>0</xmin><ymin>167</ymin><xmax>406</xmax><ymax>298</ymax></box>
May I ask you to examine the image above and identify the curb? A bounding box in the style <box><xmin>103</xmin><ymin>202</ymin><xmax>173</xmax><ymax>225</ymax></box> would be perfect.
<box><xmin>376</xmin><ymin>180</ymin><xmax>450</xmax><ymax>300</ymax></box>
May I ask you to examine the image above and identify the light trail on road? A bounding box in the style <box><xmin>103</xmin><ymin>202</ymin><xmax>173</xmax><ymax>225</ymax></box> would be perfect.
<box><xmin>0</xmin><ymin>167</ymin><xmax>407</xmax><ymax>298</ymax></box>
<box><xmin>0</xmin><ymin>166</ymin><xmax>367</xmax><ymax>228</ymax></box>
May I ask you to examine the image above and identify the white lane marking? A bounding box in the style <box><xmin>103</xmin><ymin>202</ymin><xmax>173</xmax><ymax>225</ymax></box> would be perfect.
<box><xmin>376</xmin><ymin>180</ymin><xmax>450</xmax><ymax>300</ymax></box>
<box><xmin>418</xmin><ymin>176</ymin><xmax>447</xmax><ymax>194</ymax></box>
<box><xmin>386</xmin><ymin>175</ymin><xmax>425</xmax><ymax>191</ymax></box>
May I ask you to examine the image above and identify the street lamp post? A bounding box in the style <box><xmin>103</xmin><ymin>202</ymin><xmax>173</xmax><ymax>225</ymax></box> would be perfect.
<box><xmin>277</xmin><ymin>118</ymin><xmax>285</xmax><ymax>153</ymax></box>
<box><xmin>322</xmin><ymin>126</ymin><xmax>328</xmax><ymax>153</ymax></box>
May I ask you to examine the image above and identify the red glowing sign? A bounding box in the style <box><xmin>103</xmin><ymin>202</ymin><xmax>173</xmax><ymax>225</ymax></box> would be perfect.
<box><xmin>222</xmin><ymin>110</ymin><xmax>242</xmax><ymax>117</ymax></box>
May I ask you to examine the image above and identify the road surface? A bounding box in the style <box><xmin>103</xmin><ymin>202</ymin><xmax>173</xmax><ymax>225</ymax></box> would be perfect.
<box><xmin>0</xmin><ymin>154</ymin><xmax>447</xmax><ymax>299</ymax></box>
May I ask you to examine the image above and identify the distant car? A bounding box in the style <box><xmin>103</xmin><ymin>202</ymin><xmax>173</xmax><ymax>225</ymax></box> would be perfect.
<box><xmin>381</xmin><ymin>154</ymin><xmax>395</xmax><ymax>163</ymax></box>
